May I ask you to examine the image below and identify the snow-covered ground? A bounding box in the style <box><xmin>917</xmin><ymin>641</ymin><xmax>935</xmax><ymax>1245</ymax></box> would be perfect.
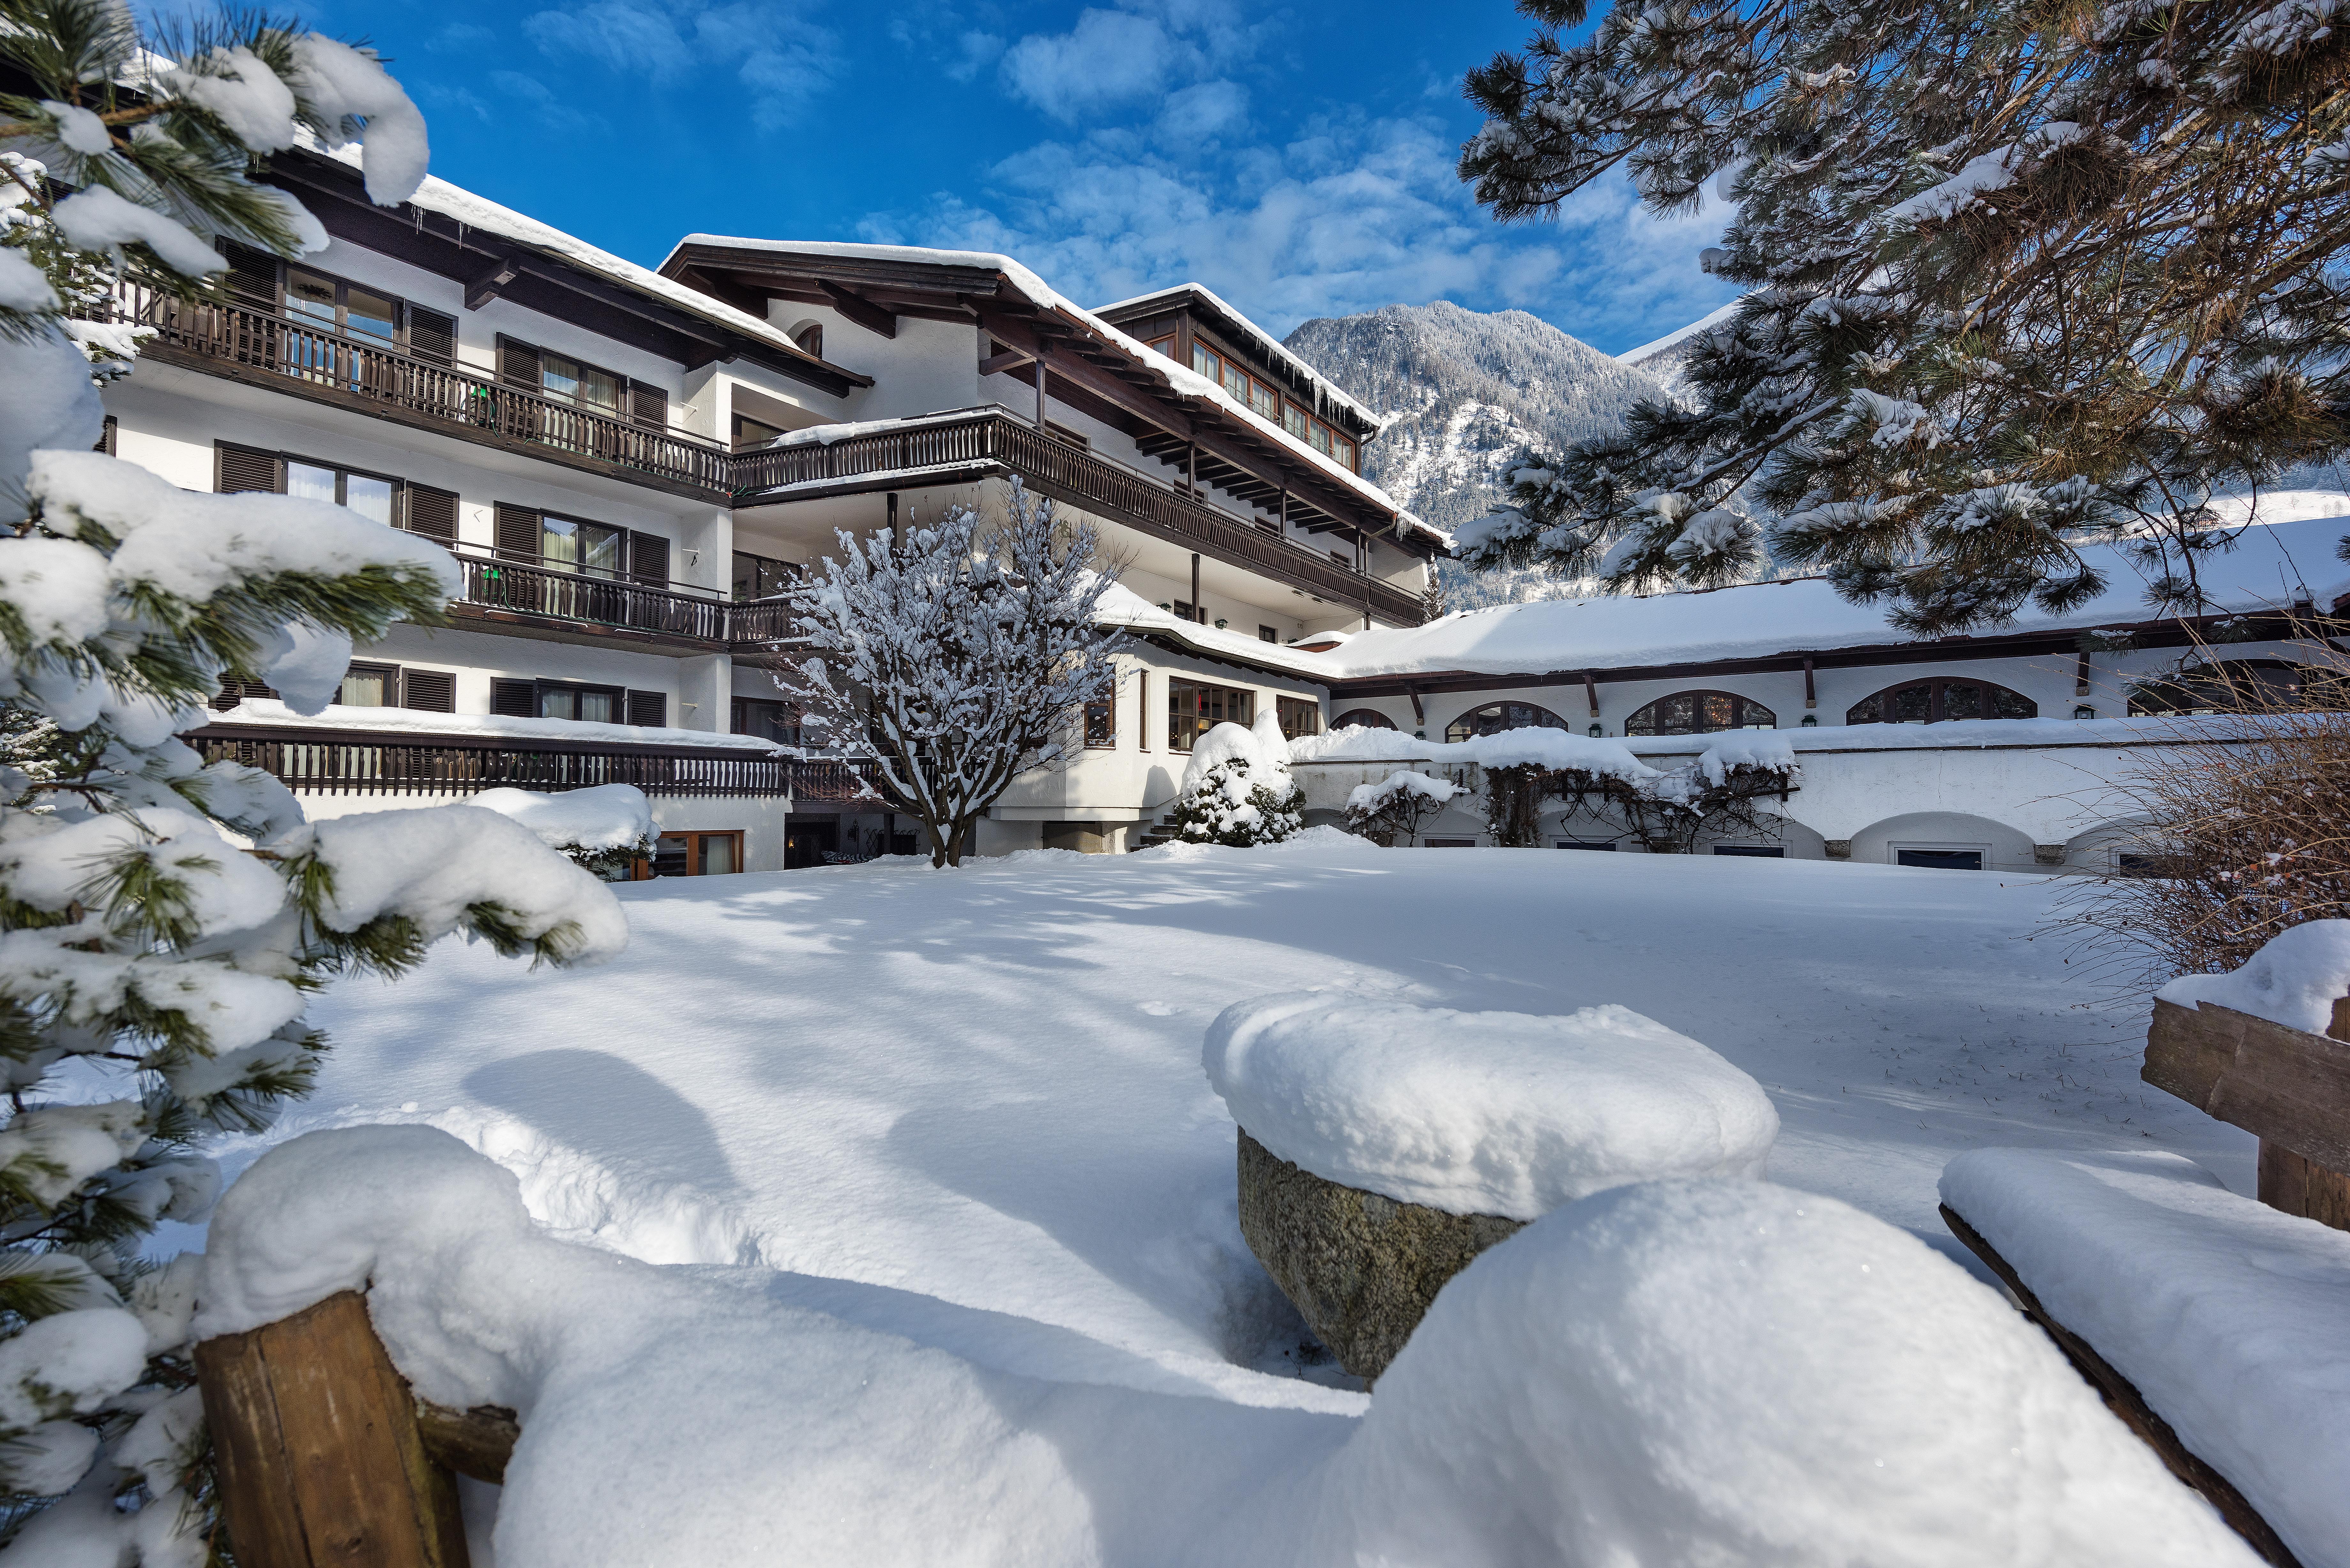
<box><xmin>183</xmin><ymin>834</ymin><xmax>2250</xmax><ymax>1398</ymax></box>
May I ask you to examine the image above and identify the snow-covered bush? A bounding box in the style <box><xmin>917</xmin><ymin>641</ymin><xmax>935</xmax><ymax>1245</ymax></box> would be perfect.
<box><xmin>1343</xmin><ymin>770</ymin><xmax>1459</xmax><ymax>847</ymax></box>
<box><xmin>1166</xmin><ymin>714</ymin><xmax>1306</xmax><ymax>847</ymax></box>
<box><xmin>776</xmin><ymin>478</ymin><xmax>1123</xmax><ymax>867</ymax></box>
<box><xmin>475</xmin><ymin>784</ymin><xmax>658</xmax><ymax>881</ymax></box>
<box><xmin>0</xmin><ymin>13</ymin><xmax>624</xmax><ymax>1552</ymax></box>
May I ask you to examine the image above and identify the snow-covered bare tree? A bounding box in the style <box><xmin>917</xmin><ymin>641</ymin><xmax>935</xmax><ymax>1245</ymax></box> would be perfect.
<box><xmin>1457</xmin><ymin>0</ymin><xmax>2350</xmax><ymax>633</ymax></box>
<box><xmin>1343</xmin><ymin>769</ymin><xmax>1460</xmax><ymax>847</ymax></box>
<box><xmin>0</xmin><ymin>8</ymin><xmax>625</xmax><ymax>1556</ymax></box>
<box><xmin>778</xmin><ymin>479</ymin><xmax>1124</xmax><ymax>868</ymax></box>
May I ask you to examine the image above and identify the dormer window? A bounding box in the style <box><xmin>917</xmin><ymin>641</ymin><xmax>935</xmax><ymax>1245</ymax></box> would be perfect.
<box><xmin>793</xmin><ymin>322</ymin><xmax>823</xmax><ymax>358</ymax></box>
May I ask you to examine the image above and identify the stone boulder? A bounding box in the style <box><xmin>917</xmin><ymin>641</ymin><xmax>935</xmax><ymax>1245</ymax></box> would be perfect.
<box><xmin>1236</xmin><ymin>1129</ymin><xmax>1521</xmax><ymax>1383</ymax></box>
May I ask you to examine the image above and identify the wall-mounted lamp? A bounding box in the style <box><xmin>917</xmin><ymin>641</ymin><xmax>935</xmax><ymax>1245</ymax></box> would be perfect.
<box><xmin>1413</xmin><ymin>730</ymin><xmax>1426</xmax><ymax>740</ymax></box>
<box><xmin>1588</xmin><ymin>723</ymin><xmax>1603</xmax><ymax>737</ymax></box>
<box><xmin>1800</xmin><ymin>714</ymin><xmax>1818</xmax><ymax>727</ymax></box>
<box><xmin>2073</xmin><ymin>705</ymin><xmax>2096</xmax><ymax>720</ymax></box>
<box><xmin>1214</xmin><ymin>618</ymin><xmax>1228</xmax><ymax>630</ymax></box>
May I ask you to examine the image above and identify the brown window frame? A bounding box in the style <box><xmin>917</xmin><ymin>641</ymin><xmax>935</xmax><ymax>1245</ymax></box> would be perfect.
<box><xmin>1846</xmin><ymin>677</ymin><xmax>2036</xmax><ymax>726</ymax></box>
<box><xmin>1276</xmin><ymin>696</ymin><xmax>1321</xmax><ymax>741</ymax></box>
<box><xmin>733</xmin><ymin>696</ymin><xmax>799</xmax><ymax>744</ymax></box>
<box><xmin>648</xmin><ymin>829</ymin><xmax>744</xmax><ymax>878</ymax></box>
<box><xmin>1445</xmin><ymin>700</ymin><xmax>1571</xmax><ymax>744</ymax></box>
<box><xmin>1166</xmin><ymin>678</ymin><xmax>1255</xmax><ymax>753</ymax></box>
<box><xmin>1625</xmin><ymin>690</ymin><xmax>1779</xmax><ymax>736</ymax></box>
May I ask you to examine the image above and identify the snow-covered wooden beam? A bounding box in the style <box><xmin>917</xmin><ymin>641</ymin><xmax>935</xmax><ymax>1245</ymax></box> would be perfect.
<box><xmin>2143</xmin><ymin>996</ymin><xmax>2350</xmax><ymax>1229</ymax></box>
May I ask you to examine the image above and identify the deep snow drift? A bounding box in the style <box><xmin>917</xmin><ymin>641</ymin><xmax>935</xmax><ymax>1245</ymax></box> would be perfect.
<box><xmin>198</xmin><ymin>1125</ymin><xmax>2254</xmax><ymax>1567</ymax></box>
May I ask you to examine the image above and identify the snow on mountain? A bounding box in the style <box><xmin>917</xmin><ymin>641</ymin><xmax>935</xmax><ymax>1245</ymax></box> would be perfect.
<box><xmin>1617</xmin><ymin>299</ymin><xmax>1741</xmax><ymax>404</ymax></box>
<box><xmin>1283</xmin><ymin>301</ymin><xmax>1677</xmax><ymax>609</ymax></box>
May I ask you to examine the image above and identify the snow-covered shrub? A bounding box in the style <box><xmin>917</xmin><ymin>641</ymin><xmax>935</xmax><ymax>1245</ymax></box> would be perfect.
<box><xmin>1343</xmin><ymin>769</ymin><xmax>1459</xmax><ymax>847</ymax></box>
<box><xmin>0</xmin><ymin>16</ymin><xmax>623</xmax><ymax>1552</ymax></box>
<box><xmin>775</xmin><ymin>477</ymin><xmax>1123</xmax><ymax>867</ymax></box>
<box><xmin>1166</xmin><ymin>715</ymin><xmax>1306</xmax><ymax>847</ymax></box>
<box><xmin>1443</xmin><ymin>727</ymin><xmax>1799</xmax><ymax>852</ymax></box>
<box><xmin>475</xmin><ymin>784</ymin><xmax>658</xmax><ymax>881</ymax></box>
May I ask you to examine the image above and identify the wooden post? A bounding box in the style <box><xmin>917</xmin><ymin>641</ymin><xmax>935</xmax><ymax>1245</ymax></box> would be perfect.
<box><xmin>195</xmin><ymin>1291</ymin><xmax>472</xmax><ymax>1568</ymax></box>
<box><xmin>2143</xmin><ymin>994</ymin><xmax>2350</xmax><ymax>1231</ymax></box>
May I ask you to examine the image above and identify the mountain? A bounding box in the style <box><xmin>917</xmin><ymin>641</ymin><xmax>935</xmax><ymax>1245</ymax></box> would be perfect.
<box><xmin>1282</xmin><ymin>301</ymin><xmax>1676</xmax><ymax>609</ymax></box>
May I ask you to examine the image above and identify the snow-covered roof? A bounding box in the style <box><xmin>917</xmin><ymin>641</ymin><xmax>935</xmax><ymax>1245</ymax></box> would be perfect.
<box><xmin>1092</xmin><ymin>282</ymin><xmax>1390</xmax><ymax>434</ymax></box>
<box><xmin>308</xmin><ymin>147</ymin><xmax>849</xmax><ymax>384</ymax></box>
<box><xmin>202</xmin><ymin>699</ymin><xmax>789</xmax><ymax>753</ymax></box>
<box><xmin>1094</xmin><ymin>583</ymin><xmax>1342</xmax><ymax>683</ymax></box>
<box><xmin>661</xmin><ymin>237</ymin><xmax>1449</xmax><ymax>554</ymax></box>
<box><xmin>1321</xmin><ymin>510</ymin><xmax>2350</xmax><ymax>680</ymax></box>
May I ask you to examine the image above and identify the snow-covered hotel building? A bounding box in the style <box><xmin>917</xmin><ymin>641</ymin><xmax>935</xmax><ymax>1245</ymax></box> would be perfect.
<box><xmin>116</xmin><ymin>144</ymin><xmax>2347</xmax><ymax>872</ymax></box>
<box><xmin>110</xmin><ymin>146</ymin><xmax>1439</xmax><ymax>871</ymax></box>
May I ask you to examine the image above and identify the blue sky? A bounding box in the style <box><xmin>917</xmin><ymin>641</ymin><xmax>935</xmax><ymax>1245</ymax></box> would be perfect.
<box><xmin>180</xmin><ymin>1</ymin><xmax>1740</xmax><ymax>355</ymax></box>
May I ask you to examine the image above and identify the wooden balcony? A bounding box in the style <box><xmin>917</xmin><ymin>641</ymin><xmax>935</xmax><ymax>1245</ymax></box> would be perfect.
<box><xmin>448</xmin><ymin>551</ymin><xmax>793</xmax><ymax>650</ymax></box>
<box><xmin>732</xmin><ymin>411</ymin><xmax>1427</xmax><ymax>626</ymax></box>
<box><xmin>114</xmin><ymin>285</ymin><xmax>735</xmax><ymax>502</ymax></box>
<box><xmin>190</xmin><ymin>723</ymin><xmax>884</xmax><ymax>801</ymax></box>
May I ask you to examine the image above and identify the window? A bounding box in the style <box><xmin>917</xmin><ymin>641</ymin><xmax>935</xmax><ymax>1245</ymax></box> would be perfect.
<box><xmin>1713</xmin><ymin>845</ymin><xmax>1785</xmax><ymax>858</ymax></box>
<box><xmin>1277</xmin><ymin>696</ymin><xmax>1322</xmax><ymax>740</ymax></box>
<box><xmin>1847</xmin><ymin>678</ymin><xmax>2035</xmax><ymax>725</ymax></box>
<box><xmin>1333</xmin><ymin>436</ymin><xmax>1356</xmax><ymax>471</ymax></box>
<box><xmin>792</xmin><ymin>323</ymin><xmax>823</xmax><ymax>358</ymax></box>
<box><xmin>1423</xmin><ymin>838</ymin><xmax>1476</xmax><ymax>848</ymax></box>
<box><xmin>1557</xmin><ymin>840</ymin><xmax>1618</xmax><ymax>850</ymax></box>
<box><xmin>1167</xmin><ymin>679</ymin><xmax>1254</xmax><ymax>751</ymax></box>
<box><xmin>733</xmin><ymin>413</ymin><xmax>785</xmax><ymax>449</ymax></box>
<box><xmin>541</xmin><ymin>515</ymin><xmax>628</xmax><ymax>580</ymax></box>
<box><xmin>732</xmin><ymin>697</ymin><xmax>799</xmax><ymax>745</ymax></box>
<box><xmin>1145</xmin><ymin>335</ymin><xmax>1176</xmax><ymax>359</ymax></box>
<box><xmin>1258</xmin><ymin>625</ymin><xmax>1278</xmax><ymax>643</ymax></box>
<box><xmin>1445</xmin><ymin>701</ymin><xmax>1570</xmax><ymax>744</ymax></box>
<box><xmin>493</xmin><ymin>503</ymin><xmax>669</xmax><ymax>584</ymax></box>
<box><xmin>1308</xmin><ymin>422</ymin><xmax>1333</xmax><ymax>457</ymax></box>
<box><xmin>496</xmin><ymin>337</ymin><xmax>668</xmax><ymax>427</ymax></box>
<box><xmin>1626</xmin><ymin>690</ymin><xmax>1778</xmax><ymax>735</ymax></box>
<box><xmin>653</xmin><ymin>830</ymin><xmax>743</xmax><ymax>877</ymax></box>
<box><xmin>324</xmin><ymin>663</ymin><xmax>452</xmax><ymax>712</ymax></box>
<box><xmin>1332</xmin><ymin>708</ymin><xmax>1397</xmax><ymax>730</ymax></box>
<box><xmin>1283</xmin><ymin>405</ymin><xmax>1310</xmax><ymax>441</ymax></box>
<box><xmin>1191</xmin><ymin>343</ymin><xmax>1217</xmax><ymax>379</ymax></box>
<box><xmin>1084</xmin><ymin>700</ymin><xmax>1116</xmax><ymax>748</ymax></box>
<box><xmin>733</xmin><ymin>551</ymin><xmax>801</xmax><ymax>601</ymax></box>
<box><xmin>216</xmin><ymin>445</ymin><xmax>450</xmax><ymax>540</ymax></box>
<box><xmin>1246</xmin><ymin>379</ymin><xmax>1278</xmax><ymax>419</ymax></box>
<box><xmin>283</xmin><ymin>267</ymin><xmax>400</xmax><ymax>349</ymax></box>
<box><xmin>2128</xmin><ymin>660</ymin><xmax>2344</xmax><ymax>715</ymax></box>
<box><xmin>1896</xmin><ymin>847</ymin><xmax>1985</xmax><ymax>871</ymax></box>
<box><xmin>535</xmin><ymin>682</ymin><xmax>623</xmax><ymax>724</ymax></box>
<box><xmin>337</xmin><ymin>662</ymin><xmax>398</xmax><ymax>707</ymax></box>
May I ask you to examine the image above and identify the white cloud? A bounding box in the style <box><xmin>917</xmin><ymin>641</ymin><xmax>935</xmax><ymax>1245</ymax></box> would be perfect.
<box><xmin>1001</xmin><ymin>9</ymin><xmax>1175</xmax><ymax>120</ymax></box>
<box><xmin>1158</xmin><ymin>79</ymin><xmax>1247</xmax><ymax>140</ymax></box>
<box><xmin>523</xmin><ymin>0</ymin><xmax>838</xmax><ymax>129</ymax></box>
<box><xmin>858</xmin><ymin>114</ymin><xmax>1740</xmax><ymax>354</ymax></box>
<box><xmin>485</xmin><ymin>70</ymin><xmax>601</xmax><ymax>138</ymax></box>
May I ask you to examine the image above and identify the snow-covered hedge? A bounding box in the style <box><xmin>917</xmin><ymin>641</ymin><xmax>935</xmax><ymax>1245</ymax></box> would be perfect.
<box><xmin>1203</xmin><ymin>992</ymin><xmax>1778</xmax><ymax>1217</ymax></box>
<box><xmin>1341</xmin><ymin>770</ymin><xmax>1459</xmax><ymax>847</ymax></box>
<box><xmin>475</xmin><ymin>784</ymin><xmax>658</xmax><ymax>881</ymax></box>
<box><xmin>168</xmin><ymin>1124</ymin><xmax>2257</xmax><ymax>1567</ymax></box>
<box><xmin>1166</xmin><ymin>714</ymin><xmax>1306</xmax><ymax>847</ymax></box>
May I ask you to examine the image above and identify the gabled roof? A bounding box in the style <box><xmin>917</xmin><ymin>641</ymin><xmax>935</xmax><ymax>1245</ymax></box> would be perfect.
<box><xmin>656</xmin><ymin>237</ymin><xmax>1449</xmax><ymax>556</ymax></box>
<box><xmin>1092</xmin><ymin>282</ymin><xmax>1389</xmax><ymax>435</ymax></box>
<box><xmin>271</xmin><ymin>147</ymin><xmax>870</xmax><ymax>396</ymax></box>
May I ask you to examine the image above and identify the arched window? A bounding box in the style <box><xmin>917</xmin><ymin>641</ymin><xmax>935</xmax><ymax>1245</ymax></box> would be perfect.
<box><xmin>1624</xmin><ymin>690</ymin><xmax>1776</xmax><ymax>736</ymax></box>
<box><xmin>2128</xmin><ymin>659</ymin><xmax>2346</xmax><ymax>715</ymax></box>
<box><xmin>1332</xmin><ymin>708</ymin><xmax>1398</xmax><ymax>730</ymax></box>
<box><xmin>1847</xmin><ymin>677</ymin><xmax>2036</xmax><ymax>724</ymax></box>
<box><xmin>792</xmin><ymin>322</ymin><xmax>824</xmax><ymax>358</ymax></box>
<box><xmin>1444</xmin><ymin>701</ymin><xmax>1570</xmax><ymax>744</ymax></box>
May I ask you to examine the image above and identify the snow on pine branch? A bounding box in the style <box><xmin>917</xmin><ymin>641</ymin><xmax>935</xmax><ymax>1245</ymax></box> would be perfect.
<box><xmin>776</xmin><ymin>477</ymin><xmax>1123</xmax><ymax>866</ymax></box>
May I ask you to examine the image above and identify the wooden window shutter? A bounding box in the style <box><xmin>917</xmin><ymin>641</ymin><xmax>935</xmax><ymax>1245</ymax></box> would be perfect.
<box><xmin>408</xmin><ymin>307</ymin><xmax>457</xmax><ymax>368</ymax></box>
<box><xmin>489</xmin><ymin>678</ymin><xmax>536</xmax><ymax>718</ymax></box>
<box><xmin>493</xmin><ymin>503</ymin><xmax>541</xmax><ymax>562</ymax></box>
<box><xmin>405</xmin><ymin>484</ymin><xmax>459</xmax><ymax>545</ymax></box>
<box><xmin>402</xmin><ymin>669</ymin><xmax>456</xmax><ymax>712</ymax></box>
<box><xmin>216</xmin><ymin>442</ymin><xmax>284</xmax><ymax>494</ymax></box>
<box><xmin>628</xmin><ymin>531</ymin><xmax>670</xmax><ymax>586</ymax></box>
<box><xmin>629</xmin><ymin>382</ymin><xmax>668</xmax><ymax>428</ymax></box>
<box><xmin>625</xmin><ymin>690</ymin><xmax>667</xmax><ymax>728</ymax></box>
<box><xmin>220</xmin><ymin>240</ymin><xmax>278</xmax><ymax>305</ymax></box>
<box><xmin>497</xmin><ymin>336</ymin><xmax>541</xmax><ymax>390</ymax></box>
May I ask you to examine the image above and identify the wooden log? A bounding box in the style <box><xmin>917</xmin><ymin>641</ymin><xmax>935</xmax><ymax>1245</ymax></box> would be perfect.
<box><xmin>416</xmin><ymin>1400</ymin><xmax>519</xmax><ymax>1485</ymax></box>
<box><xmin>194</xmin><ymin>1290</ymin><xmax>472</xmax><ymax>1568</ymax></box>
<box><xmin>2143</xmin><ymin>997</ymin><xmax>2350</xmax><ymax>1171</ymax></box>
<box><xmin>1938</xmin><ymin>1205</ymin><xmax>2304</xmax><ymax>1568</ymax></box>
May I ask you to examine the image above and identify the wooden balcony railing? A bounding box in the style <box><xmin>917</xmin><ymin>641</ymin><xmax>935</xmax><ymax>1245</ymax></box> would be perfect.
<box><xmin>114</xmin><ymin>284</ymin><xmax>734</xmax><ymax>495</ymax></box>
<box><xmin>453</xmin><ymin>552</ymin><xmax>793</xmax><ymax>645</ymax></box>
<box><xmin>732</xmin><ymin>411</ymin><xmax>1427</xmax><ymax>625</ymax></box>
<box><xmin>191</xmin><ymin>724</ymin><xmax>885</xmax><ymax>801</ymax></box>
